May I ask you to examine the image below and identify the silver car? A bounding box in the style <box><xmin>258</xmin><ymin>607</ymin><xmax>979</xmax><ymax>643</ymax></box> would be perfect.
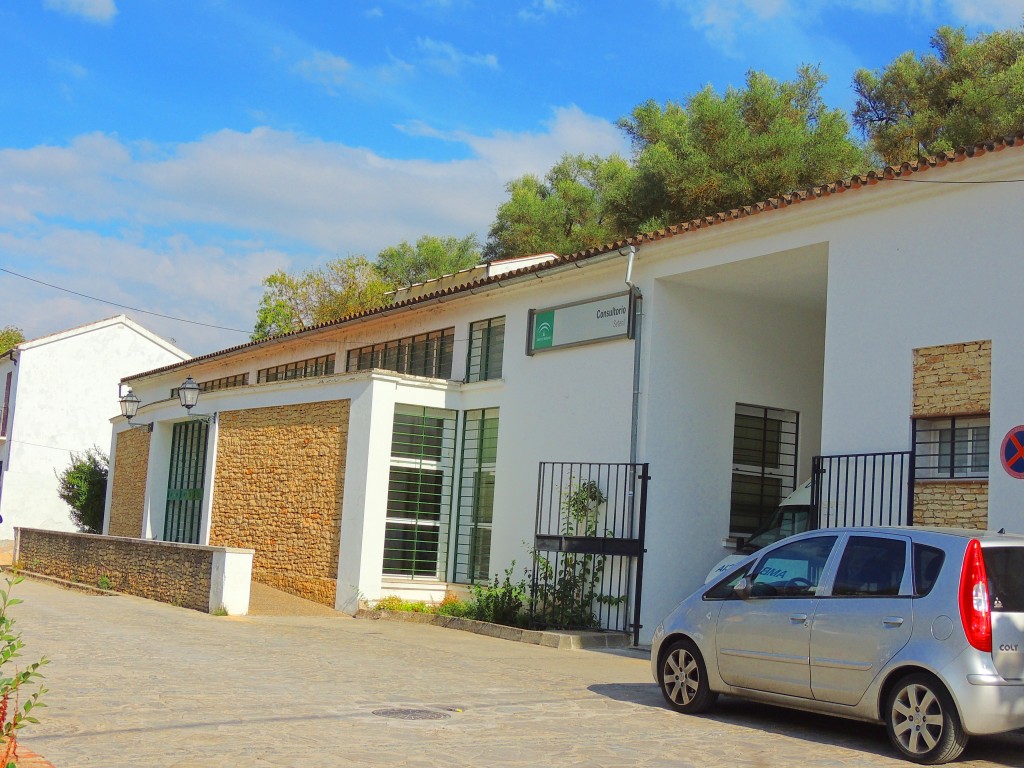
<box><xmin>651</xmin><ymin>527</ymin><xmax>1024</xmax><ymax>764</ymax></box>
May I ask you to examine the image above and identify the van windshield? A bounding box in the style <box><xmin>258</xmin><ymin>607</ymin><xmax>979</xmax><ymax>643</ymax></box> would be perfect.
<box><xmin>984</xmin><ymin>547</ymin><xmax>1024</xmax><ymax>612</ymax></box>
<box><xmin>742</xmin><ymin>506</ymin><xmax>811</xmax><ymax>553</ymax></box>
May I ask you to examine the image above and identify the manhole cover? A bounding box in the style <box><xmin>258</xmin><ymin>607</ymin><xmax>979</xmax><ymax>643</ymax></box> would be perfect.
<box><xmin>371</xmin><ymin>708</ymin><xmax>451</xmax><ymax>721</ymax></box>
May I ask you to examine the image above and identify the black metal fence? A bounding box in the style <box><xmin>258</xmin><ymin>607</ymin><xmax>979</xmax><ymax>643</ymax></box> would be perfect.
<box><xmin>811</xmin><ymin>451</ymin><xmax>914</xmax><ymax>529</ymax></box>
<box><xmin>530</xmin><ymin>462</ymin><xmax>649</xmax><ymax>644</ymax></box>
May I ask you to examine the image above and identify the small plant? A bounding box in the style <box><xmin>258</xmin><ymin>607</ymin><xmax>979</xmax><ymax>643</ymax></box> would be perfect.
<box><xmin>529</xmin><ymin>479</ymin><xmax>612</xmax><ymax>630</ymax></box>
<box><xmin>373</xmin><ymin>595</ymin><xmax>406</xmax><ymax>612</ymax></box>
<box><xmin>469</xmin><ymin>564</ymin><xmax>527</xmax><ymax>626</ymax></box>
<box><xmin>211</xmin><ymin>605</ymin><xmax>228</xmax><ymax>617</ymax></box>
<box><xmin>435</xmin><ymin>591</ymin><xmax>471</xmax><ymax>617</ymax></box>
<box><xmin>0</xmin><ymin>574</ymin><xmax>48</xmax><ymax>768</ymax></box>
<box><xmin>96</xmin><ymin>575</ymin><xmax>112</xmax><ymax>591</ymax></box>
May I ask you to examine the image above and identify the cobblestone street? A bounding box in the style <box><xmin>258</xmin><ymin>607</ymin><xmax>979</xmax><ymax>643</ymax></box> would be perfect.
<box><xmin>17</xmin><ymin>579</ymin><xmax>1024</xmax><ymax>767</ymax></box>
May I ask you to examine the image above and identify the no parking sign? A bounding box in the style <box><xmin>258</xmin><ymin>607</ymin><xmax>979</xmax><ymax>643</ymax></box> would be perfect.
<box><xmin>1000</xmin><ymin>426</ymin><xmax>1024</xmax><ymax>478</ymax></box>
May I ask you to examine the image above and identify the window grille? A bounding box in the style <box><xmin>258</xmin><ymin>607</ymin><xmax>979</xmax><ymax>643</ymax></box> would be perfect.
<box><xmin>257</xmin><ymin>354</ymin><xmax>335</xmax><ymax>384</ymax></box>
<box><xmin>454</xmin><ymin>408</ymin><xmax>499</xmax><ymax>583</ymax></box>
<box><xmin>729</xmin><ymin>404</ymin><xmax>798</xmax><ymax>535</ymax></box>
<box><xmin>346</xmin><ymin>328</ymin><xmax>454</xmax><ymax>380</ymax></box>
<box><xmin>466</xmin><ymin>317</ymin><xmax>505</xmax><ymax>383</ymax></box>
<box><xmin>382</xmin><ymin>405</ymin><xmax>456</xmax><ymax>578</ymax></box>
<box><xmin>913</xmin><ymin>416</ymin><xmax>989</xmax><ymax>479</ymax></box>
<box><xmin>171</xmin><ymin>372</ymin><xmax>249</xmax><ymax>399</ymax></box>
<box><xmin>164</xmin><ymin>419</ymin><xmax>209</xmax><ymax>544</ymax></box>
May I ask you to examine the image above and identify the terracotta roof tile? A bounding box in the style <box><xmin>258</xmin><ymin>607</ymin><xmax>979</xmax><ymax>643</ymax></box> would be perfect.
<box><xmin>125</xmin><ymin>132</ymin><xmax>1024</xmax><ymax>383</ymax></box>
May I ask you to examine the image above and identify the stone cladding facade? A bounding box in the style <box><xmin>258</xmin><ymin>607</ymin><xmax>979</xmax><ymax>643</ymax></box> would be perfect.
<box><xmin>209</xmin><ymin>400</ymin><xmax>349</xmax><ymax>606</ymax></box>
<box><xmin>107</xmin><ymin>427</ymin><xmax>151</xmax><ymax>538</ymax></box>
<box><xmin>912</xmin><ymin>340</ymin><xmax>991</xmax><ymax>528</ymax></box>
<box><xmin>15</xmin><ymin>528</ymin><xmax>212</xmax><ymax>611</ymax></box>
<box><xmin>912</xmin><ymin>340</ymin><xmax>991</xmax><ymax>417</ymax></box>
<box><xmin>913</xmin><ymin>481</ymin><xmax>989</xmax><ymax>529</ymax></box>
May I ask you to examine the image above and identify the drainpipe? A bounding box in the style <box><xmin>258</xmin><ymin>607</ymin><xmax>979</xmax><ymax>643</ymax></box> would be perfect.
<box><xmin>621</xmin><ymin>245</ymin><xmax>642</xmax><ymax>465</ymax></box>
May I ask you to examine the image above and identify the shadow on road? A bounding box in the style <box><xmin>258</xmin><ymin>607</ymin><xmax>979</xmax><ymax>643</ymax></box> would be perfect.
<box><xmin>588</xmin><ymin>683</ymin><xmax>1024</xmax><ymax>766</ymax></box>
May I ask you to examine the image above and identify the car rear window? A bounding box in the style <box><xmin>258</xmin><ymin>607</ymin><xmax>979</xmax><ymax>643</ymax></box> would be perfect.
<box><xmin>983</xmin><ymin>546</ymin><xmax>1024</xmax><ymax>612</ymax></box>
<box><xmin>913</xmin><ymin>544</ymin><xmax>945</xmax><ymax>597</ymax></box>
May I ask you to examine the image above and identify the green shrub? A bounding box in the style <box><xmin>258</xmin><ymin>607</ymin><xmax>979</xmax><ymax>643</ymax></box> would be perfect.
<box><xmin>469</xmin><ymin>565</ymin><xmax>527</xmax><ymax>627</ymax></box>
<box><xmin>97</xmin><ymin>575</ymin><xmax>111</xmax><ymax>591</ymax></box>
<box><xmin>55</xmin><ymin>447</ymin><xmax>108</xmax><ymax>534</ymax></box>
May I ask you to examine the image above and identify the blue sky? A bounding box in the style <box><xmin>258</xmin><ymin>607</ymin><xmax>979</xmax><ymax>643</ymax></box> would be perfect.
<box><xmin>1</xmin><ymin>0</ymin><xmax>1021</xmax><ymax>354</ymax></box>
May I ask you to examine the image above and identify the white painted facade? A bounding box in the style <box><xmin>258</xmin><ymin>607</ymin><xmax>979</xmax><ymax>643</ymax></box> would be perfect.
<box><xmin>108</xmin><ymin>142</ymin><xmax>1024</xmax><ymax>642</ymax></box>
<box><xmin>0</xmin><ymin>316</ymin><xmax>188</xmax><ymax>539</ymax></box>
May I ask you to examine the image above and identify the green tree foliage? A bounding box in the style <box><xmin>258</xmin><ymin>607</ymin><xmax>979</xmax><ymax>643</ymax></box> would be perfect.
<box><xmin>0</xmin><ymin>327</ymin><xmax>24</xmax><ymax>355</ymax></box>
<box><xmin>251</xmin><ymin>235</ymin><xmax>482</xmax><ymax>340</ymax></box>
<box><xmin>376</xmin><ymin>234</ymin><xmax>481</xmax><ymax>288</ymax></box>
<box><xmin>251</xmin><ymin>256</ymin><xmax>392</xmax><ymax>340</ymax></box>
<box><xmin>56</xmin><ymin>447</ymin><xmax>108</xmax><ymax>534</ymax></box>
<box><xmin>483</xmin><ymin>154</ymin><xmax>630</xmax><ymax>261</ymax></box>
<box><xmin>854</xmin><ymin>26</ymin><xmax>1024</xmax><ymax>165</ymax></box>
<box><xmin>614</xmin><ymin>66</ymin><xmax>866</xmax><ymax>233</ymax></box>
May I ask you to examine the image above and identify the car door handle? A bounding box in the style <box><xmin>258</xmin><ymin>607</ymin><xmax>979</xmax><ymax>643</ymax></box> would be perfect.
<box><xmin>882</xmin><ymin>616</ymin><xmax>905</xmax><ymax>627</ymax></box>
<box><xmin>790</xmin><ymin>613</ymin><xmax>808</xmax><ymax>623</ymax></box>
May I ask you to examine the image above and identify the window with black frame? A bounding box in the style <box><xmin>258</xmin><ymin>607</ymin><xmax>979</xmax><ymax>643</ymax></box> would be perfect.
<box><xmin>913</xmin><ymin>415</ymin><xmax>989</xmax><ymax>479</ymax></box>
<box><xmin>729</xmin><ymin>404</ymin><xmax>798</xmax><ymax>536</ymax></box>
<box><xmin>466</xmin><ymin>316</ymin><xmax>505</xmax><ymax>383</ymax></box>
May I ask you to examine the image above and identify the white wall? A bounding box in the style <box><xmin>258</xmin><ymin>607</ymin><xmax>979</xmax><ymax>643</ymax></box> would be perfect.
<box><xmin>820</xmin><ymin>151</ymin><xmax>1024</xmax><ymax>535</ymax></box>
<box><xmin>638</xmin><ymin>260</ymin><xmax>826</xmax><ymax>634</ymax></box>
<box><xmin>0</xmin><ymin>318</ymin><xmax>186</xmax><ymax>539</ymax></box>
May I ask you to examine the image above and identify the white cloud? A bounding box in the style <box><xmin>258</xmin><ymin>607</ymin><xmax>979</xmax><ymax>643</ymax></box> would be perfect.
<box><xmin>416</xmin><ymin>38</ymin><xmax>499</xmax><ymax>75</ymax></box>
<box><xmin>0</xmin><ymin>107</ymin><xmax>625</xmax><ymax>353</ymax></box>
<box><xmin>519</xmin><ymin>1</ymin><xmax>574</xmax><ymax>21</ymax></box>
<box><xmin>674</xmin><ymin>0</ymin><xmax>1024</xmax><ymax>53</ymax></box>
<box><xmin>943</xmin><ymin>0</ymin><xmax>1024</xmax><ymax>27</ymax></box>
<box><xmin>293</xmin><ymin>50</ymin><xmax>352</xmax><ymax>91</ymax></box>
<box><xmin>44</xmin><ymin>0</ymin><xmax>117</xmax><ymax>24</ymax></box>
<box><xmin>49</xmin><ymin>59</ymin><xmax>89</xmax><ymax>79</ymax></box>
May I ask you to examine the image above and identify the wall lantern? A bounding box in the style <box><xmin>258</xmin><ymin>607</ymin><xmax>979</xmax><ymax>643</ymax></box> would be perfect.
<box><xmin>118</xmin><ymin>384</ymin><xmax>151</xmax><ymax>431</ymax></box>
<box><xmin>119</xmin><ymin>388</ymin><xmax>140</xmax><ymax>420</ymax></box>
<box><xmin>177</xmin><ymin>375</ymin><xmax>200</xmax><ymax>411</ymax></box>
<box><xmin>177</xmin><ymin>375</ymin><xmax>215</xmax><ymax>424</ymax></box>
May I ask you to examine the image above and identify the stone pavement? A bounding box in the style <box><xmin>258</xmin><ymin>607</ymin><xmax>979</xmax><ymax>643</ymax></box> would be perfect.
<box><xmin>13</xmin><ymin>578</ymin><xmax>1024</xmax><ymax>768</ymax></box>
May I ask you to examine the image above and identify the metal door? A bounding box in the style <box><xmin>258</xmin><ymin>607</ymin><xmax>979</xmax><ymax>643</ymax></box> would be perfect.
<box><xmin>164</xmin><ymin>420</ymin><xmax>209</xmax><ymax>544</ymax></box>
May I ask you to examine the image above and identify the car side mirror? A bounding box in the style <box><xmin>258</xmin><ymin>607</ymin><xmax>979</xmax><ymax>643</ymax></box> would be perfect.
<box><xmin>733</xmin><ymin>577</ymin><xmax>752</xmax><ymax>599</ymax></box>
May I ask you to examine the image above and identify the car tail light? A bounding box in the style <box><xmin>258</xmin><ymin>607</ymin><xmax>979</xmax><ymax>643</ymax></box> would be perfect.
<box><xmin>958</xmin><ymin>538</ymin><xmax>992</xmax><ymax>652</ymax></box>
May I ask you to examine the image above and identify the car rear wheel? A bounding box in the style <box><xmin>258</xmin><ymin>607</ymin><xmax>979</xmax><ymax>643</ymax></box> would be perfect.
<box><xmin>885</xmin><ymin>674</ymin><xmax>967</xmax><ymax>764</ymax></box>
<box><xmin>659</xmin><ymin>638</ymin><xmax>717</xmax><ymax>714</ymax></box>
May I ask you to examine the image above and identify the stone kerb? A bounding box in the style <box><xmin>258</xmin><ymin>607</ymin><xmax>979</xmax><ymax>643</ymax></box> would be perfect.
<box><xmin>14</xmin><ymin>528</ymin><xmax>254</xmax><ymax>615</ymax></box>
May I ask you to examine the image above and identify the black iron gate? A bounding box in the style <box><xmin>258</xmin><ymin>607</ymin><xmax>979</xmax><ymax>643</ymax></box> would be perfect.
<box><xmin>811</xmin><ymin>451</ymin><xmax>914</xmax><ymax>529</ymax></box>
<box><xmin>531</xmin><ymin>462</ymin><xmax>649</xmax><ymax>645</ymax></box>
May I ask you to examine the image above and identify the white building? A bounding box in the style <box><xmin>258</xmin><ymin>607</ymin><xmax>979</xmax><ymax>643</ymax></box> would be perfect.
<box><xmin>103</xmin><ymin>136</ymin><xmax>1024</xmax><ymax>642</ymax></box>
<box><xmin>0</xmin><ymin>316</ymin><xmax>188</xmax><ymax>539</ymax></box>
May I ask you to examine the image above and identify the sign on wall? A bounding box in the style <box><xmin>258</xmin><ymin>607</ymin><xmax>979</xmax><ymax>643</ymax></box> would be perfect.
<box><xmin>527</xmin><ymin>291</ymin><xmax>634</xmax><ymax>355</ymax></box>
<box><xmin>1000</xmin><ymin>426</ymin><xmax>1024</xmax><ymax>479</ymax></box>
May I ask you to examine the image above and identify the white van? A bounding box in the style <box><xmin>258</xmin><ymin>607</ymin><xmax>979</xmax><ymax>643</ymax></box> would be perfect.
<box><xmin>704</xmin><ymin>479</ymin><xmax>813</xmax><ymax>582</ymax></box>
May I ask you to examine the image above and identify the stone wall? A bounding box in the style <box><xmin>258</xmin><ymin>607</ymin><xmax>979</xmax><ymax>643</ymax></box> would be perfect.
<box><xmin>210</xmin><ymin>400</ymin><xmax>349</xmax><ymax>606</ymax></box>
<box><xmin>16</xmin><ymin>528</ymin><xmax>213</xmax><ymax>611</ymax></box>
<box><xmin>912</xmin><ymin>340</ymin><xmax>991</xmax><ymax>417</ymax></box>
<box><xmin>107</xmin><ymin>427</ymin><xmax>152</xmax><ymax>538</ymax></box>
<box><xmin>912</xmin><ymin>340</ymin><xmax>991</xmax><ymax>527</ymax></box>
<box><xmin>913</xmin><ymin>481</ymin><xmax>988</xmax><ymax>529</ymax></box>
